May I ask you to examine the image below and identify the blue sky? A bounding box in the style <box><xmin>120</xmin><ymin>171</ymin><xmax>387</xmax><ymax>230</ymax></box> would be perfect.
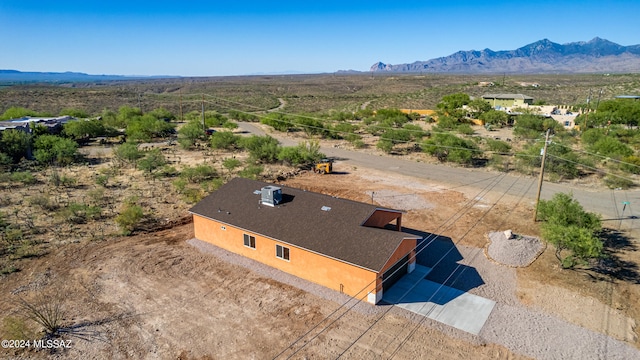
<box><xmin>1</xmin><ymin>0</ymin><xmax>638</xmax><ymax>76</ymax></box>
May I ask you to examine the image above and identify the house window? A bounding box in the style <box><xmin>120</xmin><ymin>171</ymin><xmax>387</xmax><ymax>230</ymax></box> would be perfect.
<box><xmin>276</xmin><ymin>244</ymin><xmax>290</xmax><ymax>261</ymax></box>
<box><xmin>243</xmin><ymin>234</ymin><xmax>256</xmax><ymax>249</ymax></box>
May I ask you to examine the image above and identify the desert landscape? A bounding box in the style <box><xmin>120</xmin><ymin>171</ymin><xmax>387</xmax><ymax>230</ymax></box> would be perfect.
<box><xmin>1</xmin><ymin>74</ymin><xmax>639</xmax><ymax>359</ymax></box>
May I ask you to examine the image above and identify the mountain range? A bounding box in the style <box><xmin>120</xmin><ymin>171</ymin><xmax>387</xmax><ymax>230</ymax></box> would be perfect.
<box><xmin>0</xmin><ymin>70</ymin><xmax>178</xmax><ymax>84</ymax></box>
<box><xmin>370</xmin><ymin>38</ymin><xmax>640</xmax><ymax>74</ymax></box>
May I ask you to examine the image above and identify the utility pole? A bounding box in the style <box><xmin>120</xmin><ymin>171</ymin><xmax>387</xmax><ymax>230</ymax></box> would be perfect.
<box><xmin>583</xmin><ymin>89</ymin><xmax>592</xmax><ymax>130</ymax></box>
<box><xmin>179</xmin><ymin>89</ymin><xmax>183</xmax><ymax>122</ymax></box>
<box><xmin>533</xmin><ymin>129</ymin><xmax>552</xmax><ymax>222</ymax></box>
<box><xmin>201</xmin><ymin>94</ymin><xmax>206</xmax><ymax>132</ymax></box>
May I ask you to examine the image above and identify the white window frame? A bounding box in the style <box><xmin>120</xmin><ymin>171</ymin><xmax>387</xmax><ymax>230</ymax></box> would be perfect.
<box><xmin>243</xmin><ymin>234</ymin><xmax>256</xmax><ymax>249</ymax></box>
<box><xmin>275</xmin><ymin>244</ymin><xmax>290</xmax><ymax>261</ymax></box>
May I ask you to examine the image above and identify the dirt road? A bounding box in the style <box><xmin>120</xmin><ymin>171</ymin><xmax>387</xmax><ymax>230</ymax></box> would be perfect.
<box><xmin>237</xmin><ymin>122</ymin><xmax>640</xmax><ymax>231</ymax></box>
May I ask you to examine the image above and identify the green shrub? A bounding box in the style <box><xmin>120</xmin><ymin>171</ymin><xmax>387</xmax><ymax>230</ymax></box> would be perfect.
<box><xmin>137</xmin><ymin>149</ymin><xmax>167</xmax><ymax>175</ymax></box>
<box><xmin>180</xmin><ymin>164</ymin><xmax>217</xmax><ymax>183</ymax></box>
<box><xmin>261</xmin><ymin>113</ymin><xmax>292</xmax><ymax>132</ymax></box>
<box><xmin>115</xmin><ymin>204</ymin><xmax>144</xmax><ymax>235</ymax></box>
<box><xmin>114</xmin><ymin>142</ymin><xmax>143</xmax><ymax>164</ymax></box>
<box><xmin>456</xmin><ymin>124</ymin><xmax>475</xmax><ymax>135</ymax></box>
<box><xmin>10</xmin><ymin>171</ymin><xmax>36</xmax><ymax>185</ymax></box>
<box><xmin>486</xmin><ymin>139</ymin><xmax>512</xmax><ymax>153</ymax></box>
<box><xmin>241</xmin><ymin>135</ymin><xmax>280</xmax><ymax>163</ymax></box>
<box><xmin>209</xmin><ymin>131</ymin><xmax>240</xmax><ymax>150</ymax></box>
<box><xmin>59</xmin><ymin>202</ymin><xmax>101</xmax><ymax>224</ymax></box>
<box><xmin>537</xmin><ymin>193</ymin><xmax>603</xmax><ymax>268</ymax></box>
<box><xmin>238</xmin><ymin>165</ymin><xmax>263</xmax><ymax>180</ymax></box>
<box><xmin>603</xmin><ymin>174</ymin><xmax>634</xmax><ymax>189</ymax></box>
<box><xmin>423</xmin><ymin>133</ymin><xmax>480</xmax><ymax>165</ymax></box>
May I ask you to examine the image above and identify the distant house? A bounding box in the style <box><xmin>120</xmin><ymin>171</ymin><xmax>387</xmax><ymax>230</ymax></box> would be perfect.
<box><xmin>189</xmin><ymin>177</ymin><xmax>420</xmax><ymax>304</ymax></box>
<box><xmin>0</xmin><ymin>116</ymin><xmax>74</xmax><ymax>134</ymax></box>
<box><xmin>482</xmin><ymin>94</ymin><xmax>534</xmax><ymax>108</ymax></box>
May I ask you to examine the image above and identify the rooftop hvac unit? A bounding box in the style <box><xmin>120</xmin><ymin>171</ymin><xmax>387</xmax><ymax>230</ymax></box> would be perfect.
<box><xmin>261</xmin><ymin>186</ymin><xmax>282</xmax><ymax>207</ymax></box>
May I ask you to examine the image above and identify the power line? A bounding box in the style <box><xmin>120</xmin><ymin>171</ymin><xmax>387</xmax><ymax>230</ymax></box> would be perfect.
<box><xmin>273</xmin><ymin>173</ymin><xmax>511</xmax><ymax>358</ymax></box>
<box><xmin>385</xmin><ymin>175</ymin><xmax>535</xmax><ymax>359</ymax></box>
<box><xmin>274</xmin><ymin>175</ymin><xmax>506</xmax><ymax>359</ymax></box>
<box><xmin>337</xmin><ymin>175</ymin><xmax>522</xmax><ymax>359</ymax></box>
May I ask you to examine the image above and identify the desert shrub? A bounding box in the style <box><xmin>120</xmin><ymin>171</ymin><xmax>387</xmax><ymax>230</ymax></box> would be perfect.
<box><xmin>581</xmin><ymin>128</ymin><xmax>606</xmax><ymax>146</ymax></box>
<box><xmin>10</xmin><ymin>171</ymin><xmax>36</xmax><ymax>185</ymax></box>
<box><xmin>333</xmin><ymin>122</ymin><xmax>358</xmax><ymax>138</ymax></box>
<box><xmin>479</xmin><ymin>110</ymin><xmax>509</xmax><ymax>127</ymax></box>
<box><xmin>147</xmin><ymin>107</ymin><xmax>175</xmax><ymax>122</ymax></box>
<box><xmin>228</xmin><ymin>110</ymin><xmax>258</xmax><ymax>122</ymax></box>
<box><xmin>588</xmin><ymin>137</ymin><xmax>633</xmax><ymax>159</ymax></box>
<box><xmin>95</xmin><ymin>174</ymin><xmax>109</xmax><ymax>187</ymax></box>
<box><xmin>87</xmin><ymin>188</ymin><xmax>106</xmax><ymax>206</ymax></box>
<box><xmin>126</xmin><ymin>114</ymin><xmax>175</xmax><ymax>142</ymax></box>
<box><xmin>294</xmin><ymin>116</ymin><xmax>327</xmax><ymax>137</ymax></box>
<box><xmin>432</xmin><ymin>116</ymin><xmax>458</xmax><ymax>131</ymax></box>
<box><xmin>114</xmin><ymin>142</ymin><xmax>143</xmax><ymax>164</ymax></box>
<box><xmin>376</xmin><ymin>129</ymin><xmax>413</xmax><ymax>153</ymax></box>
<box><xmin>222</xmin><ymin>158</ymin><xmax>242</xmax><ymax>174</ymax></box>
<box><xmin>241</xmin><ymin>135</ymin><xmax>280</xmax><ymax>164</ymax></box>
<box><xmin>180</xmin><ymin>164</ymin><xmax>217</xmax><ymax>183</ymax></box>
<box><xmin>621</xmin><ymin>155</ymin><xmax>640</xmax><ymax>174</ymax></box>
<box><xmin>209</xmin><ymin>131</ymin><xmax>240</xmax><ymax>150</ymax></box>
<box><xmin>29</xmin><ymin>194</ymin><xmax>58</xmax><ymax>211</ymax></box>
<box><xmin>13</xmin><ymin>288</ymin><xmax>67</xmax><ymax>337</ymax></box>
<box><xmin>63</xmin><ymin>119</ymin><xmax>107</xmax><ymax>142</ymax></box>
<box><xmin>402</xmin><ymin>124</ymin><xmax>428</xmax><ymax>138</ymax></box>
<box><xmin>222</xmin><ymin>121</ymin><xmax>238</xmax><ymax>130</ymax></box>
<box><xmin>537</xmin><ymin>193</ymin><xmax>603</xmax><ymax>268</ymax></box>
<box><xmin>261</xmin><ymin>113</ymin><xmax>292</xmax><ymax>132</ymax></box>
<box><xmin>277</xmin><ymin>140</ymin><xmax>324</xmax><ymax>166</ymax></box>
<box><xmin>516</xmin><ymin>142</ymin><xmax>581</xmax><ymax>180</ymax></box>
<box><xmin>177</xmin><ymin>120</ymin><xmax>205</xmax><ymax>149</ymax></box>
<box><xmin>137</xmin><ymin>149</ymin><xmax>167</xmax><ymax>175</ymax></box>
<box><xmin>115</xmin><ymin>204</ymin><xmax>144</xmax><ymax>235</ymax></box>
<box><xmin>1</xmin><ymin>106</ymin><xmax>38</xmax><ymax>120</ymax></box>
<box><xmin>204</xmin><ymin>112</ymin><xmax>229</xmax><ymax>127</ymax></box>
<box><xmin>156</xmin><ymin>165</ymin><xmax>180</xmax><ymax>178</ymax></box>
<box><xmin>603</xmin><ymin>174</ymin><xmax>634</xmax><ymax>189</ymax></box>
<box><xmin>238</xmin><ymin>165</ymin><xmax>263</xmax><ymax>180</ymax></box>
<box><xmin>513</xmin><ymin>114</ymin><xmax>562</xmax><ymax>139</ymax></box>
<box><xmin>423</xmin><ymin>133</ymin><xmax>480</xmax><ymax>165</ymax></box>
<box><xmin>0</xmin><ymin>129</ymin><xmax>32</xmax><ymax>163</ymax></box>
<box><xmin>352</xmin><ymin>139</ymin><xmax>365</xmax><ymax>149</ymax></box>
<box><xmin>49</xmin><ymin>172</ymin><xmax>77</xmax><ymax>187</ymax></box>
<box><xmin>33</xmin><ymin>135</ymin><xmax>78</xmax><ymax>166</ymax></box>
<box><xmin>485</xmin><ymin>139</ymin><xmax>512</xmax><ymax>153</ymax></box>
<box><xmin>58</xmin><ymin>202</ymin><xmax>101</xmax><ymax>224</ymax></box>
<box><xmin>456</xmin><ymin>124</ymin><xmax>475</xmax><ymax>135</ymax></box>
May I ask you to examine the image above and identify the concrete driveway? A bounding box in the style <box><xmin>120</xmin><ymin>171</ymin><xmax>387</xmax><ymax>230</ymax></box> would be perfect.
<box><xmin>382</xmin><ymin>265</ymin><xmax>496</xmax><ymax>335</ymax></box>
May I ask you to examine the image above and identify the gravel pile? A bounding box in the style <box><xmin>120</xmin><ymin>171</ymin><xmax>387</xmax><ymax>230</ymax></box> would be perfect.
<box><xmin>486</xmin><ymin>230</ymin><xmax>545</xmax><ymax>267</ymax></box>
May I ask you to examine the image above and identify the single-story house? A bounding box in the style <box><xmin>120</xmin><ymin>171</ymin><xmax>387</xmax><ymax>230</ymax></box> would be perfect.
<box><xmin>482</xmin><ymin>94</ymin><xmax>534</xmax><ymax>108</ymax></box>
<box><xmin>189</xmin><ymin>177</ymin><xmax>421</xmax><ymax>304</ymax></box>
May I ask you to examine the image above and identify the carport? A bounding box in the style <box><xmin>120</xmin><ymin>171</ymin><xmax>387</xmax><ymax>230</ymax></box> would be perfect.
<box><xmin>382</xmin><ymin>264</ymin><xmax>495</xmax><ymax>335</ymax></box>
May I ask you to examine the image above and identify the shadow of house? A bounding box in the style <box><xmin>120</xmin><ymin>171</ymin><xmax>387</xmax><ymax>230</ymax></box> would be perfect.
<box><xmin>394</xmin><ymin>228</ymin><xmax>487</xmax><ymax>304</ymax></box>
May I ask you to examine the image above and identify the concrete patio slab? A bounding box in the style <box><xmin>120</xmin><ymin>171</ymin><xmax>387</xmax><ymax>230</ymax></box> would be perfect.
<box><xmin>383</xmin><ymin>265</ymin><xmax>495</xmax><ymax>335</ymax></box>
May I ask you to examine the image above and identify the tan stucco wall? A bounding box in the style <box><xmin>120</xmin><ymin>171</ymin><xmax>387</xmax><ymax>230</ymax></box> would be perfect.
<box><xmin>193</xmin><ymin>214</ymin><xmax>380</xmax><ymax>300</ymax></box>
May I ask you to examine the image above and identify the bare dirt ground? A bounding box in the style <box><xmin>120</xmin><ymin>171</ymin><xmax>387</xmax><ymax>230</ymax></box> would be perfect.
<box><xmin>1</xmin><ymin>160</ymin><xmax>639</xmax><ymax>359</ymax></box>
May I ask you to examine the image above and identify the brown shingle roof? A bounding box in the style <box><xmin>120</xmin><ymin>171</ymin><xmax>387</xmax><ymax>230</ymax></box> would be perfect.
<box><xmin>189</xmin><ymin>177</ymin><xmax>418</xmax><ymax>272</ymax></box>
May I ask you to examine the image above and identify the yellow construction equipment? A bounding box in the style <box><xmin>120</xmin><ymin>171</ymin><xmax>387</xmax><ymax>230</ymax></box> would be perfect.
<box><xmin>314</xmin><ymin>159</ymin><xmax>333</xmax><ymax>174</ymax></box>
